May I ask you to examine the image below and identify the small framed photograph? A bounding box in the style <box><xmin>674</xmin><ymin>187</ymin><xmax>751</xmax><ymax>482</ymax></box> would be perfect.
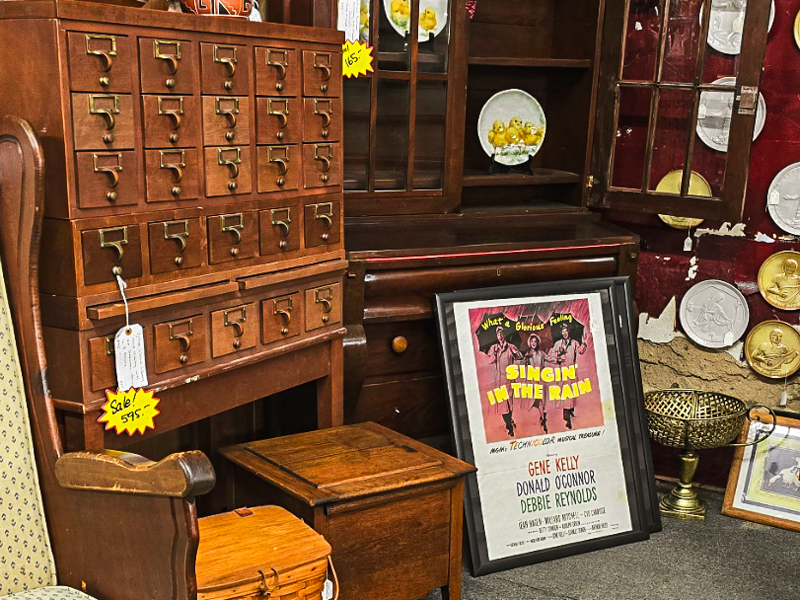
<box><xmin>435</xmin><ymin>277</ymin><xmax>659</xmax><ymax>575</ymax></box>
<box><xmin>723</xmin><ymin>414</ymin><xmax>800</xmax><ymax>532</ymax></box>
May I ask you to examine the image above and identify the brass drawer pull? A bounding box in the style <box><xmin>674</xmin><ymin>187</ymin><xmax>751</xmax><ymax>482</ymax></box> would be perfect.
<box><xmin>105</xmin><ymin>336</ymin><xmax>115</xmax><ymax>356</ymax></box>
<box><xmin>89</xmin><ymin>94</ymin><xmax>120</xmax><ymax>130</ymax></box>
<box><xmin>157</xmin><ymin>96</ymin><xmax>184</xmax><ymax>130</ymax></box>
<box><xmin>314</xmin><ymin>144</ymin><xmax>333</xmax><ymax>172</ymax></box>
<box><xmin>215</xmin><ymin>97</ymin><xmax>239</xmax><ymax>129</ymax></box>
<box><xmin>314</xmin><ymin>99</ymin><xmax>332</xmax><ymax>128</ymax></box>
<box><xmin>159</xmin><ymin>150</ymin><xmax>186</xmax><ymax>184</ymax></box>
<box><xmin>313</xmin><ymin>202</ymin><xmax>334</xmax><ymax>230</ymax></box>
<box><xmin>224</xmin><ymin>306</ymin><xmax>247</xmax><ymax>342</ymax></box>
<box><xmin>85</xmin><ymin>34</ymin><xmax>117</xmax><ymax>71</ymax></box>
<box><xmin>92</xmin><ymin>153</ymin><xmax>123</xmax><ymax>187</ymax></box>
<box><xmin>268</xmin><ymin>146</ymin><xmax>290</xmax><ymax>176</ymax></box>
<box><xmin>163</xmin><ymin>219</ymin><xmax>189</xmax><ymax>253</ymax></box>
<box><xmin>392</xmin><ymin>336</ymin><xmax>408</xmax><ymax>354</ymax></box>
<box><xmin>214</xmin><ymin>44</ymin><xmax>238</xmax><ymax>77</ymax></box>
<box><xmin>154</xmin><ymin>39</ymin><xmax>182</xmax><ymax>75</ymax></box>
<box><xmin>315</xmin><ymin>287</ymin><xmax>333</xmax><ymax>313</ymax></box>
<box><xmin>313</xmin><ymin>53</ymin><xmax>332</xmax><ymax>81</ymax></box>
<box><xmin>168</xmin><ymin>319</ymin><xmax>193</xmax><ymax>361</ymax></box>
<box><xmin>217</xmin><ymin>147</ymin><xmax>241</xmax><ymax>179</ymax></box>
<box><xmin>98</xmin><ymin>226</ymin><xmax>128</xmax><ymax>261</ymax></box>
<box><xmin>268</xmin><ymin>98</ymin><xmax>289</xmax><ymax>128</ymax></box>
<box><xmin>273</xmin><ymin>297</ymin><xmax>293</xmax><ymax>334</ymax></box>
<box><xmin>221</xmin><ymin>213</ymin><xmax>244</xmax><ymax>245</ymax></box>
<box><xmin>267</xmin><ymin>49</ymin><xmax>288</xmax><ymax>80</ymax></box>
<box><xmin>271</xmin><ymin>207</ymin><xmax>291</xmax><ymax>238</ymax></box>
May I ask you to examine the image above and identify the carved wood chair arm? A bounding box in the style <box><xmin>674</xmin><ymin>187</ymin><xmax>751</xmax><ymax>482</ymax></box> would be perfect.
<box><xmin>55</xmin><ymin>449</ymin><xmax>215</xmax><ymax>498</ymax></box>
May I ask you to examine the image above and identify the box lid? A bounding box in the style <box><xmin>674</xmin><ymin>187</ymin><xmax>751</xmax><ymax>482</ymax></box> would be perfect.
<box><xmin>196</xmin><ymin>505</ymin><xmax>331</xmax><ymax>593</ymax></box>
<box><xmin>220</xmin><ymin>422</ymin><xmax>476</xmax><ymax>506</ymax></box>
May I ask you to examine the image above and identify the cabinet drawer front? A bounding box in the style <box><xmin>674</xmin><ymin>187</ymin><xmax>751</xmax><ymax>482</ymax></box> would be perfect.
<box><xmin>256</xmin><ymin>145</ymin><xmax>299</xmax><ymax>193</ymax></box>
<box><xmin>144</xmin><ymin>148</ymin><xmax>200</xmax><ymax>202</ymax></box>
<box><xmin>153</xmin><ymin>315</ymin><xmax>206</xmax><ymax>374</ymax></box>
<box><xmin>142</xmin><ymin>95</ymin><xmax>200</xmax><ymax>149</ymax></box>
<box><xmin>259</xmin><ymin>204</ymin><xmax>301</xmax><ymax>256</ymax></box>
<box><xmin>302</xmin><ymin>143</ymin><xmax>340</xmax><ymax>188</ymax></box>
<box><xmin>81</xmin><ymin>224</ymin><xmax>143</xmax><ymax>285</ymax></box>
<box><xmin>202</xmin><ymin>96</ymin><xmax>251</xmax><ymax>146</ymax></box>
<box><xmin>363</xmin><ymin>320</ymin><xmax>440</xmax><ymax>378</ymax></box>
<box><xmin>71</xmin><ymin>93</ymin><xmax>135</xmax><ymax>150</ymax></box>
<box><xmin>139</xmin><ymin>38</ymin><xmax>196</xmax><ymax>94</ymax></box>
<box><xmin>211</xmin><ymin>303</ymin><xmax>257</xmax><ymax>358</ymax></box>
<box><xmin>255</xmin><ymin>46</ymin><xmax>300</xmax><ymax>97</ymax></box>
<box><xmin>302</xmin><ymin>98</ymin><xmax>341</xmax><ymax>142</ymax></box>
<box><xmin>261</xmin><ymin>292</ymin><xmax>302</xmax><ymax>344</ymax></box>
<box><xmin>148</xmin><ymin>218</ymin><xmax>205</xmax><ymax>274</ymax></box>
<box><xmin>301</xmin><ymin>50</ymin><xmax>341</xmax><ymax>97</ymax></box>
<box><xmin>303</xmin><ymin>200</ymin><xmax>340</xmax><ymax>247</ymax></box>
<box><xmin>200</xmin><ymin>42</ymin><xmax>249</xmax><ymax>95</ymax></box>
<box><xmin>204</xmin><ymin>146</ymin><xmax>252</xmax><ymax>197</ymax></box>
<box><xmin>88</xmin><ymin>334</ymin><xmax>117</xmax><ymax>391</ymax></box>
<box><xmin>75</xmin><ymin>151</ymin><xmax>139</xmax><ymax>208</ymax></box>
<box><xmin>304</xmin><ymin>282</ymin><xmax>341</xmax><ymax>331</ymax></box>
<box><xmin>68</xmin><ymin>32</ymin><xmax>132</xmax><ymax>93</ymax></box>
<box><xmin>207</xmin><ymin>211</ymin><xmax>258</xmax><ymax>264</ymax></box>
<box><xmin>255</xmin><ymin>97</ymin><xmax>300</xmax><ymax>145</ymax></box>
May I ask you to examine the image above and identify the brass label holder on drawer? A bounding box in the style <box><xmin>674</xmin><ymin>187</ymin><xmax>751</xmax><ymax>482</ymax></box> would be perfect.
<box><xmin>215</xmin><ymin>97</ymin><xmax>240</xmax><ymax>129</ymax></box>
<box><xmin>313</xmin><ymin>202</ymin><xmax>334</xmax><ymax>231</ymax></box>
<box><xmin>223</xmin><ymin>306</ymin><xmax>247</xmax><ymax>345</ymax></box>
<box><xmin>217</xmin><ymin>147</ymin><xmax>242</xmax><ymax>191</ymax></box>
<box><xmin>85</xmin><ymin>34</ymin><xmax>117</xmax><ymax>71</ymax></box>
<box><xmin>314</xmin><ymin>99</ymin><xmax>332</xmax><ymax>130</ymax></box>
<box><xmin>154</xmin><ymin>40</ymin><xmax>182</xmax><ymax>75</ymax></box>
<box><xmin>313</xmin><ymin>52</ymin><xmax>332</xmax><ymax>80</ymax></box>
<box><xmin>314</xmin><ymin>144</ymin><xmax>333</xmax><ymax>173</ymax></box>
<box><xmin>157</xmin><ymin>96</ymin><xmax>184</xmax><ymax>132</ymax></box>
<box><xmin>221</xmin><ymin>213</ymin><xmax>244</xmax><ymax>256</ymax></box>
<box><xmin>92</xmin><ymin>152</ymin><xmax>123</xmax><ymax>188</ymax></box>
<box><xmin>98</xmin><ymin>225</ymin><xmax>128</xmax><ymax>261</ymax></box>
<box><xmin>271</xmin><ymin>207</ymin><xmax>291</xmax><ymax>241</ymax></box>
<box><xmin>315</xmin><ymin>287</ymin><xmax>333</xmax><ymax>322</ymax></box>
<box><xmin>89</xmin><ymin>94</ymin><xmax>120</xmax><ymax>131</ymax></box>
<box><xmin>267</xmin><ymin>49</ymin><xmax>288</xmax><ymax>81</ymax></box>
<box><xmin>268</xmin><ymin>146</ymin><xmax>290</xmax><ymax>187</ymax></box>
<box><xmin>214</xmin><ymin>44</ymin><xmax>238</xmax><ymax>77</ymax></box>
<box><xmin>162</xmin><ymin>219</ymin><xmax>189</xmax><ymax>253</ymax></box>
<box><xmin>168</xmin><ymin>318</ymin><xmax>193</xmax><ymax>363</ymax></box>
<box><xmin>159</xmin><ymin>150</ymin><xmax>186</xmax><ymax>196</ymax></box>
<box><xmin>268</xmin><ymin>98</ymin><xmax>289</xmax><ymax>130</ymax></box>
<box><xmin>273</xmin><ymin>296</ymin><xmax>292</xmax><ymax>334</ymax></box>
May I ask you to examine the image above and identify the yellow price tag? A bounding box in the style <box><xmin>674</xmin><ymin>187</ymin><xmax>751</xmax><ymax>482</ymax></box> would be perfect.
<box><xmin>342</xmin><ymin>40</ymin><xmax>374</xmax><ymax>78</ymax></box>
<box><xmin>98</xmin><ymin>388</ymin><xmax>160</xmax><ymax>436</ymax></box>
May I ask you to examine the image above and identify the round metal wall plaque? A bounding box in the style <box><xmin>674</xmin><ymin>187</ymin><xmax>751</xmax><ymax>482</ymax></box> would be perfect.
<box><xmin>758</xmin><ymin>250</ymin><xmax>800</xmax><ymax>310</ymax></box>
<box><xmin>745</xmin><ymin>320</ymin><xmax>800</xmax><ymax>379</ymax></box>
<box><xmin>656</xmin><ymin>170</ymin><xmax>710</xmax><ymax>229</ymax></box>
<box><xmin>679</xmin><ymin>279</ymin><xmax>750</xmax><ymax>349</ymax></box>
<box><xmin>697</xmin><ymin>77</ymin><xmax>766</xmax><ymax>153</ymax></box>
<box><xmin>706</xmin><ymin>0</ymin><xmax>774</xmax><ymax>55</ymax></box>
<box><xmin>767</xmin><ymin>163</ymin><xmax>800</xmax><ymax>235</ymax></box>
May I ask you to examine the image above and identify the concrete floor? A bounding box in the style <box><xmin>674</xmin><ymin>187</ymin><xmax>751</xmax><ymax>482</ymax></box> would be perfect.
<box><xmin>426</xmin><ymin>488</ymin><xmax>798</xmax><ymax>600</ymax></box>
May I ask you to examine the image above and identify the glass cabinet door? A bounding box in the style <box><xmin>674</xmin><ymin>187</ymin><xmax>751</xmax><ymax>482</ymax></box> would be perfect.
<box><xmin>343</xmin><ymin>0</ymin><xmax>464</xmax><ymax>215</ymax></box>
<box><xmin>590</xmin><ymin>0</ymin><xmax>772</xmax><ymax>221</ymax></box>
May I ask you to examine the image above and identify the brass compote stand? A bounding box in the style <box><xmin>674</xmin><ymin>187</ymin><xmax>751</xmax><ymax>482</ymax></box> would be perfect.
<box><xmin>644</xmin><ymin>389</ymin><xmax>776</xmax><ymax>521</ymax></box>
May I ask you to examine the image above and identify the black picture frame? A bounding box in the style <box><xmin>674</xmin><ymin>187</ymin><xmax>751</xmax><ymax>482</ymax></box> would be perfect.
<box><xmin>435</xmin><ymin>276</ymin><xmax>660</xmax><ymax>575</ymax></box>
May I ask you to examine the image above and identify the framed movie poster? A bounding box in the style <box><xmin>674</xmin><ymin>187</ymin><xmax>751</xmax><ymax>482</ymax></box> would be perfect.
<box><xmin>436</xmin><ymin>277</ymin><xmax>659</xmax><ymax>575</ymax></box>
<box><xmin>722</xmin><ymin>414</ymin><xmax>800</xmax><ymax>532</ymax></box>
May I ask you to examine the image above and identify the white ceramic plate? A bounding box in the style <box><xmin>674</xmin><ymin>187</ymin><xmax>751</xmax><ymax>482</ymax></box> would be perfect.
<box><xmin>382</xmin><ymin>0</ymin><xmax>448</xmax><ymax>41</ymax></box>
<box><xmin>704</xmin><ymin>0</ymin><xmax>774</xmax><ymax>55</ymax></box>
<box><xmin>477</xmin><ymin>89</ymin><xmax>547</xmax><ymax>166</ymax></box>
<box><xmin>679</xmin><ymin>279</ymin><xmax>750</xmax><ymax>349</ymax></box>
<box><xmin>767</xmin><ymin>162</ymin><xmax>800</xmax><ymax>235</ymax></box>
<box><xmin>696</xmin><ymin>76</ymin><xmax>765</xmax><ymax>152</ymax></box>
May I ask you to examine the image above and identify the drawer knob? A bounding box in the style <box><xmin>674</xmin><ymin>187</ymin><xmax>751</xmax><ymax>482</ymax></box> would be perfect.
<box><xmin>277</xmin><ymin>131</ymin><xmax>285</xmax><ymax>140</ymax></box>
<box><xmin>171</xmin><ymin>186</ymin><xmax>182</xmax><ymax>197</ymax></box>
<box><xmin>321</xmin><ymin>233</ymin><xmax>329</xmax><ymax>241</ymax></box>
<box><xmin>225</xmin><ymin>131</ymin><xmax>235</xmax><ymax>142</ymax></box>
<box><xmin>320</xmin><ymin>83</ymin><xmax>328</xmax><ymax>92</ymax></box>
<box><xmin>233</xmin><ymin>339</ymin><xmax>241</xmax><ymax>349</ymax></box>
<box><xmin>224</xmin><ymin>80</ymin><xmax>234</xmax><ymax>91</ymax></box>
<box><xmin>321</xmin><ymin>174</ymin><xmax>329</xmax><ymax>183</ymax></box>
<box><xmin>392</xmin><ymin>336</ymin><xmax>408</xmax><ymax>354</ymax></box>
<box><xmin>277</xmin><ymin>177</ymin><xmax>285</xmax><ymax>187</ymax></box>
<box><xmin>174</xmin><ymin>256</ymin><xmax>184</xmax><ymax>267</ymax></box>
<box><xmin>165</xmin><ymin>78</ymin><xmax>176</xmax><ymax>88</ymax></box>
<box><xmin>228</xmin><ymin>181</ymin><xmax>238</xmax><ymax>191</ymax></box>
<box><xmin>99</xmin><ymin>76</ymin><xmax>110</xmax><ymax>87</ymax></box>
<box><xmin>275</xmin><ymin>82</ymin><xmax>284</xmax><ymax>92</ymax></box>
<box><xmin>103</xmin><ymin>133</ymin><xmax>114</xmax><ymax>144</ymax></box>
<box><xmin>179</xmin><ymin>354</ymin><xmax>189</xmax><ymax>364</ymax></box>
<box><xmin>322</xmin><ymin>315</ymin><xmax>329</xmax><ymax>323</ymax></box>
<box><xmin>230</xmin><ymin>247</ymin><xmax>239</xmax><ymax>257</ymax></box>
<box><xmin>170</xmin><ymin>133</ymin><xmax>179</xmax><ymax>143</ymax></box>
<box><xmin>321</xmin><ymin>130</ymin><xmax>329</xmax><ymax>139</ymax></box>
<box><xmin>281</xmin><ymin>327</ymin><xmax>289</xmax><ymax>335</ymax></box>
<box><xmin>279</xmin><ymin>240</ymin><xmax>287</xmax><ymax>249</ymax></box>
<box><xmin>106</xmin><ymin>191</ymin><xmax>117</xmax><ymax>202</ymax></box>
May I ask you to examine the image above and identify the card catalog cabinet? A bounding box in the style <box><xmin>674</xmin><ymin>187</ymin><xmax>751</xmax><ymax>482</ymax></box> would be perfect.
<box><xmin>0</xmin><ymin>0</ymin><xmax>346</xmax><ymax>450</ymax></box>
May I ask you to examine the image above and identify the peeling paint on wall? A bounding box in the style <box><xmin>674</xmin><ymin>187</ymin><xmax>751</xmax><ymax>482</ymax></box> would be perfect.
<box><xmin>685</xmin><ymin>256</ymin><xmax>698</xmax><ymax>281</ymax></box>
<box><xmin>754</xmin><ymin>232</ymin><xmax>776</xmax><ymax>243</ymax></box>
<box><xmin>638</xmin><ymin>297</ymin><xmax>677</xmax><ymax>343</ymax></box>
<box><xmin>695</xmin><ymin>222</ymin><xmax>746</xmax><ymax>238</ymax></box>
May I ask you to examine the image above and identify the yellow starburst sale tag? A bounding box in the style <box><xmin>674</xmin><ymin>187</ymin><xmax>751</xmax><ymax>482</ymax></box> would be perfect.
<box><xmin>342</xmin><ymin>40</ymin><xmax>373</xmax><ymax>78</ymax></box>
<box><xmin>98</xmin><ymin>388</ymin><xmax>160</xmax><ymax>436</ymax></box>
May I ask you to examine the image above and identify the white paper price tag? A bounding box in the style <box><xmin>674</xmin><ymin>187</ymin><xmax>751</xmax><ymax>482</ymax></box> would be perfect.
<box><xmin>698</xmin><ymin>103</ymin><xmax>707</xmax><ymax>120</ymax></box>
<box><xmin>683</xmin><ymin>234</ymin><xmax>693</xmax><ymax>252</ymax></box>
<box><xmin>337</xmin><ymin>0</ymin><xmax>360</xmax><ymax>42</ymax></box>
<box><xmin>322</xmin><ymin>578</ymin><xmax>334</xmax><ymax>600</ymax></box>
<box><xmin>769</xmin><ymin>189</ymin><xmax>781</xmax><ymax>205</ymax></box>
<box><xmin>114</xmin><ymin>324</ymin><xmax>149</xmax><ymax>392</ymax></box>
<box><xmin>723</xmin><ymin>331</ymin><xmax>733</xmax><ymax>346</ymax></box>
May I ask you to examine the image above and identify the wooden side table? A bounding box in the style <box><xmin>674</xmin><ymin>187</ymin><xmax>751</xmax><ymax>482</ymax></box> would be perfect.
<box><xmin>221</xmin><ymin>422</ymin><xmax>476</xmax><ymax>600</ymax></box>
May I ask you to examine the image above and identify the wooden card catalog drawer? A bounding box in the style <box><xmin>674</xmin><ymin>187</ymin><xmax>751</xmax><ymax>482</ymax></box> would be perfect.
<box><xmin>202</xmin><ymin>96</ymin><xmax>250</xmax><ymax>146</ymax></box>
<box><xmin>88</xmin><ymin>334</ymin><xmax>117</xmax><ymax>391</ymax></box>
<box><xmin>144</xmin><ymin>148</ymin><xmax>200</xmax><ymax>202</ymax></box>
<box><xmin>200</xmin><ymin>42</ymin><xmax>249</xmax><ymax>95</ymax></box>
<box><xmin>71</xmin><ymin>93</ymin><xmax>134</xmax><ymax>150</ymax></box>
<box><xmin>259</xmin><ymin>204</ymin><xmax>300</xmax><ymax>256</ymax></box>
<box><xmin>302</xmin><ymin>50</ymin><xmax>341</xmax><ymax>97</ymax></box>
<box><xmin>75</xmin><ymin>151</ymin><xmax>139</xmax><ymax>208</ymax></box>
<box><xmin>139</xmin><ymin>38</ymin><xmax>196</xmax><ymax>94</ymax></box>
<box><xmin>304</xmin><ymin>200</ymin><xmax>339</xmax><ymax>247</ymax></box>
<box><xmin>211</xmin><ymin>303</ymin><xmax>257</xmax><ymax>358</ymax></box>
<box><xmin>81</xmin><ymin>224</ymin><xmax>143</xmax><ymax>285</ymax></box>
<box><xmin>142</xmin><ymin>95</ymin><xmax>200</xmax><ymax>148</ymax></box>
<box><xmin>68</xmin><ymin>32</ymin><xmax>132</xmax><ymax>93</ymax></box>
<box><xmin>255</xmin><ymin>97</ymin><xmax>300</xmax><ymax>145</ymax></box>
<box><xmin>148</xmin><ymin>218</ymin><xmax>205</xmax><ymax>274</ymax></box>
<box><xmin>256</xmin><ymin>145</ymin><xmax>299</xmax><ymax>193</ymax></box>
<box><xmin>302</xmin><ymin>143</ymin><xmax>340</xmax><ymax>189</ymax></box>
<box><xmin>302</xmin><ymin>98</ymin><xmax>341</xmax><ymax>142</ymax></box>
<box><xmin>255</xmin><ymin>46</ymin><xmax>299</xmax><ymax>97</ymax></box>
<box><xmin>204</xmin><ymin>146</ymin><xmax>252</xmax><ymax>196</ymax></box>
<box><xmin>207</xmin><ymin>211</ymin><xmax>258</xmax><ymax>264</ymax></box>
<box><xmin>305</xmin><ymin>283</ymin><xmax>341</xmax><ymax>331</ymax></box>
<box><xmin>261</xmin><ymin>293</ymin><xmax>302</xmax><ymax>344</ymax></box>
<box><xmin>154</xmin><ymin>315</ymin><xmax>206</xmax><ymax>374</ymax></box>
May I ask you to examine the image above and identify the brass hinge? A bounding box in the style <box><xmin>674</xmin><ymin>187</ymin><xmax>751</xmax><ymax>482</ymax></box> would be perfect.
<box><xmin>585</xmin><ymin>174</ymin><xmax>595</xmax><ymax>191</ymax></box>
<box><xmin>737</xmin><ymin>86</ymin><xmax>758</xmax><ymax>115</ymax></box>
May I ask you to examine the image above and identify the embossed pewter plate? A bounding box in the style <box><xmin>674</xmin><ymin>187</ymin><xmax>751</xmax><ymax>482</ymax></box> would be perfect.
<box><xmin>745</xmin><ymin>320</ymin><xmax>800</xmax><ymax>379</ymax></box>
<box><xmin>705</xmin><ymin>0</ymin><xmax>775</xmax><ymax>55</ymax></box>
<box><xmin>679</xmin><ymin>279</ymin><xmax>749</xmax><ymax>349</ymax></box>
<box><xmin>697</xmin><ymin>77</ymin><xmax>765</xmax><ymax>153</ymax></box>
<box><xmin>767</xmin><ymin>163</ymin><xmax>800</xmax><ymax>235</ymax></box>
<box><xmin>758</xmin><ymin>250</ymin><xmax>800</xmax><ymax>311</ymax></box>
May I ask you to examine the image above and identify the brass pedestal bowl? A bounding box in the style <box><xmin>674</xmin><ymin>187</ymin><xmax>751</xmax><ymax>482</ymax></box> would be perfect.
<box><xmin>644</xmin><ymin>389</ymin><xmax>775</xmax><ymax>521</ymax></box>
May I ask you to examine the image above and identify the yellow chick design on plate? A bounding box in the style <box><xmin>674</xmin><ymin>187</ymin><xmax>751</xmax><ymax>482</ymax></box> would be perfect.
<box><xmin>419</xmin><ymin>8</ymin><xmax>437</xmax><ymax>33</ymax></box>
<box><xmin>522</xmin><ymin>122</ymin><xmax>543</xmax><ymax>147</ymax></box>
<box><xmin>391</xmin><ymin>0</ymin><xmax>410</xmax><ymax>28</ymax></box>
<box><xmin>360</xmin><ymin>3</ymin><xmax>369</xmax><ymax>40</ymax></box>
<box><xmin>506</xmin><ymin>116</ymin><xmax>524</xmax><ymax>145</ymax></box>
<box><xmin>488</xmin><ymin>120</ymin><xmax>509</xmax><ymax>149</ymax></box>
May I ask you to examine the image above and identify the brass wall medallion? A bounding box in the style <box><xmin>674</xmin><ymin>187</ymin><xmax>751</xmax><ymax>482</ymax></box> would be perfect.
<box><xmin>758</xmin><ymin>250</ymin><xmax>800</xmax><ymax>310</ymax></box>
<box><xmin>656</xmin><ymin>170</ymin><xmax>708</xmax><ymax>229</ymax></box>
<box><xmin>745</xmin><ymin>320</ymin><xmax>800</xmax><ymax>379</ymax></box>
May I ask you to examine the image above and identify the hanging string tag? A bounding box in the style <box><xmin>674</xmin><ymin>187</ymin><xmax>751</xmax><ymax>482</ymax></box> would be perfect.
<box><xmin>683</xmin><ymin>227</ymin><xmax>693</xmax><ymax>252</ymax></box>
<box><xmin>113</xmin><ymin>271</ymin><xmax>148</xmax><ymax>391</ymax></box>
